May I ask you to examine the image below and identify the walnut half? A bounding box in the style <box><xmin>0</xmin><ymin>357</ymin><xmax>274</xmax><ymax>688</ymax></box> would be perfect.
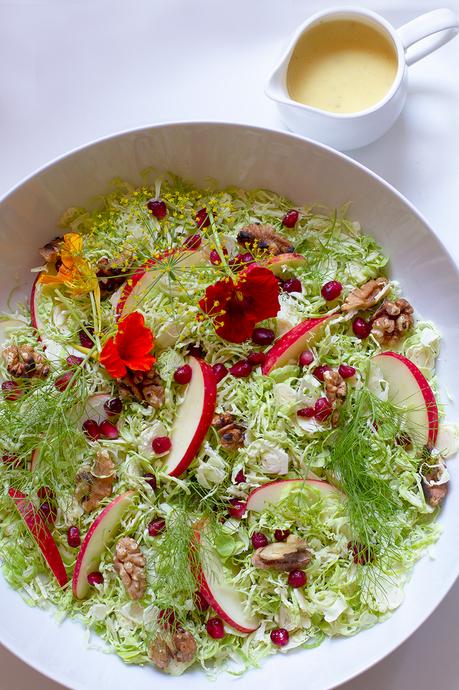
<box><xmin>212</xmin><ymin>412</ymin><xmax>245</xmax><ymax>450</ymax></box>
<box><xmin>75</xmin><ymin>449</ymin><xmax>115</xmax><ymax>512</ymax></box>
<box><xmin>149</xmin><ymin>629</ymin><xmax>197</xmax><ymax>671</ymax></box>
<box><xmin>114</xmin><ymin>537</ymin><xmax>146</xmax><ymax>600</ymax></box>
<box><xmin>422</xmin><ymin>463</ymin><xmax>449</xmax><ymax>508</ymax></box>
<box><xmin>237</xmin><ymin>223</ymin><xmax>294</xmax><ymax>256</ymax></box>
<box><xmin>342</xmin><ymin>277</ymin><xmax>388</xmax><ymax>312</ymax></box>
<box><xmin>252</xmin><ymin>534</ymin><xmax>311</xmax><ymax>572</ymax></box>
<box><xmin>371</xmin><ymin>298</ymin><xmax>414</xmax><ymax>344</ymax></box>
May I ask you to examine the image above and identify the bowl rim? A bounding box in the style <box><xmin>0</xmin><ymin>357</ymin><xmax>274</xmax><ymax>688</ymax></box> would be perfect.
<box><xmin>1</xmin><ymin>120</ymin><xmax>458</xmax><ymax>690</ymax></box>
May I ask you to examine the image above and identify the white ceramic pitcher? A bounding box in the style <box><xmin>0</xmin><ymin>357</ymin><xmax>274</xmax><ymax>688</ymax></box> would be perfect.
<box><xmin>266</xmin><ymin>7</ymin><xmax>459</xmax><ymax>150</ymax></box>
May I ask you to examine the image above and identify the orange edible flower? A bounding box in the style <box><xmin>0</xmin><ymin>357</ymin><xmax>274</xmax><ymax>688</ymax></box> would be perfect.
<box><xmin>100</xmin><ymin>312</ymin><xmax>156</xmax><ymax>379</ymax></box>
<box><xmin>39</xmin><ymin>233</ymin><xmax>98</xmax><ymax>296</ymax></box>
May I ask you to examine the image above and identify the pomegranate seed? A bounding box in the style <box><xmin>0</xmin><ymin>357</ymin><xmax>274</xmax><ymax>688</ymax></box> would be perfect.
<box><xmin>82</xmin><ymin>419</ymin><xmax>100</xmax><ymax>440</ymax></box>
<box><xmin>2</xmin><ymin>454</ymin><xmax>20</xmax><ymax>466</ymax></box>
<box><xmin>195</xmin><ymin>208</ymin><xmax>210</xmax><ymax>228</ymax></box>
<box><xmin>247</xmin><ymin>352</ymin><xmax>266</xmax><ymax>366</ymax></box>
<box><xmin>270</xmin><ymin>628</ymin><xmax>289</xmax><ymax>646</ymax></box>
<box><xmin>66</xmin><ymin>355</ymin><xmax>83</xmax><ymax>366</ymax></box>
<box><xmin>213</xmin><ymin>363</ymin><xmax>228</xmax><ymax>383</ymax></box>
<box><xmin>99</xmin><ymin>420</ymin><xmax>119</xmax><ymax>439</ymax></box>
<box><xmin>297</xmin><ymin>407</ymin><xmax>315</xmax><ymax>418</ymax></box>
<box><xmin>174</xmin><ymin>364</ymin><xmax>192</xmax><ymax>384</ymax></box>
<box><xmin>288</xmin><ymin>569</ymin><xmax>307</xmax><ymax>587</ymax></box>
<box><xmin>195</xmin><ymin>591</ymin><xmax>210</xmax><ymax>612</ymax></box>
<box><xmin>147</xmin><ymin>199</ymin><xmax>167</xmax><ymax>219</ymax></box>
<box><xmin>37</xmin><ymin>486</ymin><xmax>54</xmax><ymax>501</ymax></box>
<box><xmin>252</xmin><ymin>327</ymin><xmax>275</xmax><ymax>346</ymax></box>
<box><xmin>55</xmin><ymin>371</ymin><xmax>73</xmax><ymax>392</ymax></box>
<box><xmin>78</xmin><ymin>329</ymin><xmax>94</xmax><ymax>349</ymax></box>
<box><xmin>158</xmin><ymin>608</ymin><xmax>175</xmax><ymax>629</ymax></box>
<box><xmin>230</xmin><ymin>252</ymin><xmax>254</xmax><ymax>270</ymax></box>
<box><xmin>299</xmin><ymin>350</ymin><xmax>314</xmax><ymax>367</ymax></box>
<box><xmin>348</xmin><ymin>541</ymin><xmax>373</xmax><ymax>565</ymax></box>
<box><xmin>274</xmin><ymin>529</ymin><xmax>290</xmax><ymax>542</ymax></box>
<box><xmin>39</xmin><ymin>502</ymin><xmax>56</xmax><ymax>525</ymax></box>
<box><xmin>2</xmin><ymin>380</ymin><xmax>23</xmax><ymax>401</ymax></box>
<box><xmin>339</xmin><ymin>364</ymin><xmax>356</xmax><ymax>379</ymax></box>
<box><xmin>104</xmin><ymin>397</ymin><xmax>123</xmax><ymax>416</ymax></box>
<box><xmin>313</xmin><ymin>365</ymin><xmax>332</xmax><ymax>382</ymax></box>
<box><xmin>152</xmin><ymin>436</ymin><xmax>172</xmax><ymax>454</ymax></box>
<box><xmin>321</xmin><ymin>280</ymin><xmax>343</xmax><ymax>301</ymax></box>
<box><xmin>87</xmin><ymin>571</ymin><xmax>104</xmax><ymax>586</ymax></box>
<box><xmin>67</xmin><ymin>526</ymin><xmax>81</xmax><ymax>547</ymax></box>
<box><xmin>282</xmin><ymin>277</ymin><xmax>302</xmax><ymax>294</ymax></box>
<box><xmin>148</xmin><ymin>518</ymin><xmax>166</xmax><ymax>537</ymax></box>
<box><xmin>144</xmin><ymin>473</ymin><xmax>157</xmax><ymax>490</ymax></box>
<box><xmin>229</xmin><ymin>360</ymin><xmax>252</xmax><ymax>378</ymax></box>
<box><xmin>251</xmin><ymin>532</ymin><xmax>269</xmax><ymax>549</ymax></box>
<box><xmin>206</xmin><ymin>617</ymin><xmax>225</xmax><ymax>639</ymax></box>
<box><xmin>209</xmin><ymin>248</ymin><xmax>228</xmax><ymax>265</ymax></box>
<box><xmin>187</xmin><ymin>343</ymin><xmax>206</xmax><ymax>358</ymax></box>
<box><xmin>228</xmin><ymin>499</ymin><xmax>246</xmax><ymax>519</ymax></box>
<box><xmin>314</xmin><ymin>397</ymin><xmax>333</xmax><ymax>421</ymax></box>
<box><xmin>184</xmin><ymin>233</ymin><xmax>202</xmax><ymax>250</ymax></box>
<box><xmin>234</xmin><ymin>469</ymin><xmax>246</xmax><ymax>484</ymax></box>
<box><xmin>282</xmin><ymin>209</ymin><xmax>299</xmax><ymax>228</ymax></box>
<box><xmin>352</xmin><ymin>317</ymin><xmax>371</xmax><ymax>339</ymax></box>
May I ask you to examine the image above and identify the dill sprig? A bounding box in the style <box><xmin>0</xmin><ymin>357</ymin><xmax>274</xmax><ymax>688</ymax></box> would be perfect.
<box><xmin>326</xmin><ymin>386</ymin><xmax>408</xmax><ymax>559</ymax></box>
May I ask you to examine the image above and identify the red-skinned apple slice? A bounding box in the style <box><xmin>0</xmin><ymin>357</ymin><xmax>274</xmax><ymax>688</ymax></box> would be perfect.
<box><xmin>262</xmin><ymin>316</ymin><xmax>331</xmax><ymax>375</ymax></box>
<box><xmin>371</xmin><ymin>351</ymin><xmax>438</xmax><ymax>446</ymax></box>
<box><xmin>246</xmin><ymin>478</ymin><xmax>341</xmax><ymax>512</ymax></box>
<box><xmin>264</xmin><ymin>253</ymin><xmax>306</xmax><ymax>276</ymax></box>
<box><xmin>72</xmin><ymin>491</ymin><xmax>134</xmax><ymax>599</ymax></box>
<box><xmin>164</xmin><ymin>356</ymin><xmax>217</xmax><ymax>477</ymax></box>
<box><xmin>116</xmin><ymin>249</ymin><xmax>204</xmax><ymax>319</ymax></box>
<box><xmin>8</xmin><ymin>488</ymin><xmax>68</xmax><ymax>587</ymax></box>
<box><xmin>195</xmin><ymin>524</ymin><xmax>259</xmax><ymax>634</ymax></box>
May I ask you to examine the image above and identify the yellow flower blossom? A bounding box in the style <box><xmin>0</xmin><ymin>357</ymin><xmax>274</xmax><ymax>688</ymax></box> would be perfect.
<box><xmin>39</xmin><ymin>233</ymin><xmax>99</xmax><ymax>297</ymax></box>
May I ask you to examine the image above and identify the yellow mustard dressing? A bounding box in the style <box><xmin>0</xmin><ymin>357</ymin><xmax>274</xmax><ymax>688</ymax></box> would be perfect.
<box><xmin>287</xmin><ymin>20</ymin><xmax>398</xmax><ymax>114</ymax></box>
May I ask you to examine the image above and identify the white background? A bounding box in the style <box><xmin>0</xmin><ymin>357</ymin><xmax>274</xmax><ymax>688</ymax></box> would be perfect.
<box><xmin>1</xmin><ymin>0</ymin><xmax>459</xmax><ymax>688</ymax></box>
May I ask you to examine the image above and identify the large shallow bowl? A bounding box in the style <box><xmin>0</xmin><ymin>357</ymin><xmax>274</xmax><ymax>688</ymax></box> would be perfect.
<box><xmin>0</xmin><ymin>122</ymin><xmax>458</xmax><ymax>690</ymax></box>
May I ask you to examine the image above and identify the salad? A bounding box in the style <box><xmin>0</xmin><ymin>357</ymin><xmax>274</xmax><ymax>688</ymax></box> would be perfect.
<box><xmin>0</xmin><ymin>174</ymin><xmax>456</xmax><ymax>676</ymax></box>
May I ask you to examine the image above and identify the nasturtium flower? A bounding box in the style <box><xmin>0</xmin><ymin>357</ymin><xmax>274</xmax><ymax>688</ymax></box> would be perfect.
<box><xmin>39</xmin><ymin>232</ymin><xmax>98</xmax><ymax>296</ymax></box>
<box><xmin>100</xmin><ymin>312</ymin><xmax>155</xmax><ymax>379</ymax></box>
<box><xmin>199</xmin><ymin>265</ymin><xmax>280</xmax><ymax>343</ymax></box>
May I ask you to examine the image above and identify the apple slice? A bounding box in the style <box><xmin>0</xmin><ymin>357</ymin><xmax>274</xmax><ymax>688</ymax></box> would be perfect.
<box><xmin>195</xmin><ymin>525</ymin><xmax>259</xmax><ymax>634</ymax></box>
<box><xmin>371</xmin><ymin>351</ymin><xmax>438</xmax><ymax>446</ymax></box>
<box><xmin>8</xmin><ymin>488</ymin><xmax>68</xmax><ymax>587</ymax></box>
<box><xmin>164</xmin><ymin>356</ymin><xmax>217</xmax><ymax>477</ymax></box>
<box><xmin>72</xmin><ymin>491</ymin><xmax>134</xmax><ymax>599</ymax></box>
<box><xmin>262</xmin><ymin>316</ymin><xmax>331</xmax><ymax>375</ymax></box>
<box><xmin>116</xmin><ymin>249</ymin><xmax>205</xmax><ymax>319</ymax></box>
<box><xmin>247</xmin><ymin>478</ymin><xmax>341</xmax><ymax>512</ymax></box>
<box><xmin>264</xmin><ymin>253</ymin><xmax>306</xmax><ymax>276</ymax></box>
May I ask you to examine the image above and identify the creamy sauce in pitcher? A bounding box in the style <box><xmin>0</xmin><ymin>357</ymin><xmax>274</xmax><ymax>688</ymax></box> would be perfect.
<box><xmin>287</xmin><ymin>20</ymin><xmax>398</xmax><ymax>114</ymax></box>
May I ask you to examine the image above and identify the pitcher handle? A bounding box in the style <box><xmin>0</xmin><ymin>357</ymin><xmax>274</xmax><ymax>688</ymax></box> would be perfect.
<box><xmin>397</xmin><ymin>8</ymin><xmax>459</xmax><ymax>66</ymax></box>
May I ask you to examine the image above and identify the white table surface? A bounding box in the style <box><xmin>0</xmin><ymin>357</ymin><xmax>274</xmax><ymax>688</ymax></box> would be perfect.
<box><xmin>1</xmin><ymin>0</ymin><xmax>459</xmax><ymax>688</ymax></box>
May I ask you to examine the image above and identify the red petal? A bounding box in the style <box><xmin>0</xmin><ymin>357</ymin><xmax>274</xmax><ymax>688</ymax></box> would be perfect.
<box><xmin>116</xmin><ymin>311</ymin><xmax>155</xmax><ymax>372</ymax></box>
<box><xmin>239</xmin><ymin>266</ymin><xmax>280</xmax><ymax>321</ymax></box>
<box><xmin>100</xmin><ymin>337</ymin><xmax>127</xmax><ymax>378</ymax></box>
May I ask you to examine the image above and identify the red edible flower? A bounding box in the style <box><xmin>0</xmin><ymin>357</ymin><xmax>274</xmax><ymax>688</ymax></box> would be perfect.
<box><xmin>100</xmin><ymin>312</ymin><xmax>155</xmax><ymax>379</ymax></box>
<box><xmin>199</xmin><ymin>265</ymin><xmax>279</xmax><ymax>343</ymax></box>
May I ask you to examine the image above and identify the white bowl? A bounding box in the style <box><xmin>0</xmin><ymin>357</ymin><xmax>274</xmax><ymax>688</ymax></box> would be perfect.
<box><xmin>0</xmin><ymin>122</ymin><xmax>458</xmax><ymax>690</ymax></box>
